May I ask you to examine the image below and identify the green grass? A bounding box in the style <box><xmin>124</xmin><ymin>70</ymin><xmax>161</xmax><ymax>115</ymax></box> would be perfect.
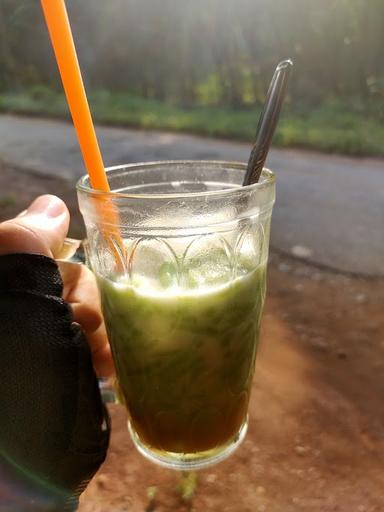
<box><xmin>0</xmin><ymin>87</ymin><xmax>383</xmax><ymax>157</ymax></box>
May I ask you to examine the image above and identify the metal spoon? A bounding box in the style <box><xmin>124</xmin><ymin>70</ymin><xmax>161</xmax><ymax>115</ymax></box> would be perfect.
<box><xmin>243</xmin><ymin>59</ymin><xmax>293</xmax><ymax>186</ymax></box>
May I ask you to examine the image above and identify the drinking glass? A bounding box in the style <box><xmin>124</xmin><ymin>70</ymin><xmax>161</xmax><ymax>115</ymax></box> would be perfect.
<box><xmin>76</xmin><ymin>160</ymin><xmax>275</xmax><ymax>470</ymax></box>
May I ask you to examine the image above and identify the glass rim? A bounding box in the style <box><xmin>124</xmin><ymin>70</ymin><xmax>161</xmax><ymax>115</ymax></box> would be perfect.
<box><xmin>76</xmin><ymin>160</ymin><xmax>275</xmax><ymax>200</ymax></box>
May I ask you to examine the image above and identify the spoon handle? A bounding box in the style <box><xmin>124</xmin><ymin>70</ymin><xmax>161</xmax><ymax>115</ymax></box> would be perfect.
<box><xmin>243</xmin><ymin>59</ymin><xmax>293</xmax><ymax>186</ymax></box>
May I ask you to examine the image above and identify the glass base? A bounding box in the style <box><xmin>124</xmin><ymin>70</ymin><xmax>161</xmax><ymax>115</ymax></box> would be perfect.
<box><xmin>128</xmin><ymin>418</ymin><xmax>248</xmax><ymax>470</ymax></box>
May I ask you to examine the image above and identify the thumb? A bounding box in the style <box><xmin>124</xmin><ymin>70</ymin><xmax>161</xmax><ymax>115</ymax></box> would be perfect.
<box><xmin>0</xmin><ymin>195</ymin><xmax>70</xmax><ymax>258</ymax></box>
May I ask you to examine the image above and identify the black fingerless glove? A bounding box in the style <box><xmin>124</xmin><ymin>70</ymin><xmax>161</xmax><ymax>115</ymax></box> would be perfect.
<box><xmin>0</xmin><ymin>254</ymin><xmax>110</xmax><ymax>511</ymax></box>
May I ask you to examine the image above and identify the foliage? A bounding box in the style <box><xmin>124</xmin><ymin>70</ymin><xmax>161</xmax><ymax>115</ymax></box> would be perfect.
<box><xmin>1</xmin><ymin>90</ymin><xmax>383</xmax><ymax>157</ymax></box>
<box><xmin>0</xmin><ymin>0</ymin><xmax>383</xmax><ymax>155</ymax></box>
<box><xmin>177</xmin><ymin>471</ymin><xmax>198</xmax><ymax>503</ymax></box>
<box><xmin>0</xmin><ymin>0</ymin><xmax>383</xmax><ymax>104</ymax></box>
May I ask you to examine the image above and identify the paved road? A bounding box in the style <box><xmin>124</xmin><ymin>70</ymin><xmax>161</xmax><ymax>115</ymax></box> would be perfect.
<box><xmin>0</xmin><ymin>114</ymin><xmax>383</xmax><ymax>276</ymax></box>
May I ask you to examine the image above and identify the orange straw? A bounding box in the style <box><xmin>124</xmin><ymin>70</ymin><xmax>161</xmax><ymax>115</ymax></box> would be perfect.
<box><xmin>40</xmin><ymin>0</ymin><xmax>109</xmax><ymax>192</ymax></box>
<box><xmin>41</xmin><ymin>0</ymin><xmax>125</xmax><ymax>265</ymax></box>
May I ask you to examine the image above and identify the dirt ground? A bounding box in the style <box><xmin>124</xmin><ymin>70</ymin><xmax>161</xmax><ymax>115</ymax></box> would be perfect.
<box><xmin>1</xmin><ymin>162</ymin><xmax>383</xmax><ymax>512</ymax></box>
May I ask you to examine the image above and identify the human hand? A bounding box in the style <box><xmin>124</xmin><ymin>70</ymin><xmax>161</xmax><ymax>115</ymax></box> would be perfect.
<box><xmin>0</xmin><ymin>194</ymin><xmax>111</xmax><ymax>508</ymax></box>
<box><xmin>0</xmin><ymin>194</ymin><xmax>114</xmax><ymax>376</ymax></box>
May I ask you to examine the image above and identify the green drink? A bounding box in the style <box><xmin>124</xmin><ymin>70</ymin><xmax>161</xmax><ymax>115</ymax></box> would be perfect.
<box><xmin>99</xmin><ymin>261</ymin><xmax>266</xmax><ymax>464</ymax></box>
<box><xmin>77</xmin><ymin>161</ymin><xmax>275</xmax><ymax>469</ymax></box>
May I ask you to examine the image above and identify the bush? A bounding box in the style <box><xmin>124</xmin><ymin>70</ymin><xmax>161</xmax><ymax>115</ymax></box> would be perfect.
<box><xmin>0</xmin><ymin>89</ymin><xmax>383</xmax><ymax>157</ymax></box>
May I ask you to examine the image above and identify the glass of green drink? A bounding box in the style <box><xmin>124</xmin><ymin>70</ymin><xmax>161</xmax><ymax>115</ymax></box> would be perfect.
<box><xmin>77</xmin><ymin>161</ymin><xmax>275</xmax><ymax>470</ymax></box>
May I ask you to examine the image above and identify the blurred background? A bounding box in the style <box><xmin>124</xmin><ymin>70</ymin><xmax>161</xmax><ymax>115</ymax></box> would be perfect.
<box><xmin>0</xmin><ymin>0</ymin><xmax>383</xmax><ymax>155</ymax></box>
<box><xmin>0</xmin><ymin>2</ymin><xmax>383</xmax><ymax>511</ymax></box>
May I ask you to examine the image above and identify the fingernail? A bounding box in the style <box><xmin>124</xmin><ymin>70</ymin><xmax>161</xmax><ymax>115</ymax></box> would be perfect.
<box><xmin>27</xmin><ymin>195</ymin><xmax>66</xmax><ymax>218</ymax></box>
